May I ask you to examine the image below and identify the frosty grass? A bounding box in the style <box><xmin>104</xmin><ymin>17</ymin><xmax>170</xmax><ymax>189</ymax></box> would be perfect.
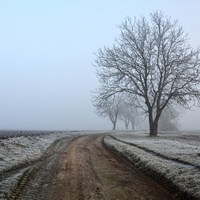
<box><xmin>104</xmin><ymin>131</ymin><xmax>200</xmax><ymax>199</ymax></box>
<box><xmin>1</xmin><ymin>130</ymin><xmax>200</xmax><ymax>199</ymax></box>
<box><xmin>0</xmin><ymin>131</ymin><xmax>80</xmax><ymax>199</ymax></box>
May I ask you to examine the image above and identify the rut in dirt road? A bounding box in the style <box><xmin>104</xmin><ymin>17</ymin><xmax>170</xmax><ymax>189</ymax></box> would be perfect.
<box><xmin>42</xmin><ymin>134</ymin><xmax>179</xmax><ymax>200</ymax></box>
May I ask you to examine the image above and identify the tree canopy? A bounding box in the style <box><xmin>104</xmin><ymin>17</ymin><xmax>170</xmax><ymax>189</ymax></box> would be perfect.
<box><xmin>93</xmin><ymin>11</ymin><xmax>200</xmax><ymax>136</ymax></box>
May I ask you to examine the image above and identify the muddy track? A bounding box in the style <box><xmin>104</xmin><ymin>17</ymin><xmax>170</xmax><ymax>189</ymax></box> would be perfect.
<box><xmin>20</xmin><ymin>134</ymin><xmax>181</xmax><ymax>200</ymax></box>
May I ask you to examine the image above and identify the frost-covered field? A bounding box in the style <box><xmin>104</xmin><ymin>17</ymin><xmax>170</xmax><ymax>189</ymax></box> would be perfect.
<box><xmin>104</xmin><ymin>131</ymin><xmax>200</xmax><ymax>199</ymax></box>
<box><xmin>0</xmin><ymin>131</ymin><xmax>82</xmax><ymax>199</ymax></box>
<box><xmin>0</xmin><ymin>131</ymin><xmax>79</xmax><ymax>174</ymax></box>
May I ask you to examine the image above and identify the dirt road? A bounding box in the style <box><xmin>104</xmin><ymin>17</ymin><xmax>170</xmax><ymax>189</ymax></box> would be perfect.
<box><xmin>22</xmin><ymin>134</ymin><xmax>180</xmax><ymax>200</ymax></box>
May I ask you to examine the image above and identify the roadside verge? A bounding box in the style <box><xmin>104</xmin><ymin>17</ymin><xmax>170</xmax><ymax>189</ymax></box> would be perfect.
<box><xmin>103</xmin><ymin>134</ymin><xmax>200</xmax><ymax>200</ymax></box>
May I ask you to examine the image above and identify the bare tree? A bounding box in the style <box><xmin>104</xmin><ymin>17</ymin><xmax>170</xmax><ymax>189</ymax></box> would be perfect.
<box><xmin>92</xmin><ymin>92</ymin><xmax>123</xmax><ymax>130</ymax></box>
<box><xmin>159</xmin><ymin>106</ymin><xmax>179</xmax><ymax>131</ymax></box>
<box><xmin>119</xmin><ymin>102</ymin><xmax>130</xmax><ymax>130</ymax></box>
<box><xmin>119</xmin><ymin>100</ymin><xmax>138</xmax><ymax>130</ymax></box>
<box><xmin>94</xmin><ymin>11</ymin><xmax>200</xmax><ymax>136</ymax></box>
<box><xmin>128</xmin><ymin>104</ymin><xmax>138</xmax><ymax>131</ymax></box>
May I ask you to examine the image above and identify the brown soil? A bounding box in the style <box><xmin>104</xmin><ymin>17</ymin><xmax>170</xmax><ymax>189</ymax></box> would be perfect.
<box><xmin>32</xmin><ymin>134</ymin><xmax>178</xmax><ymax>200</ymax></box>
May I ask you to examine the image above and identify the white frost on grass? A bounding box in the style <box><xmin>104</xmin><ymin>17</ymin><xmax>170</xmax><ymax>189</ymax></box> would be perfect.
<box><xmin>0</xmin><ymin>130</ymin><xmax>105</xmax><ymax>175</ymax></box>
<box><xmin>111</xmin><ymin>131</ymin><xmax>200</xmax><ymax>167</ymax></box>
<box><xmin>0</xmin><ymin>131</ymin><xmax>82</xmax><ymax>199</ymax></box>
<box><xmin>104</xmin><ymin>131</ymin><xmax>200</xmax><ymax>199</ymax></box>
<box><xmin>0</xmin><ymin>130</ymin><xmax>108</xmax><ymax>198</ymax></box>
<box><xmin>0</xmin><ymin>167</ymin><xmax>28</xmax><ymax>199</ymax></box>
<box><xmin>0</xmin><ymin>132</ymin><xmax>78</xmax><ymax>174</ymax></box>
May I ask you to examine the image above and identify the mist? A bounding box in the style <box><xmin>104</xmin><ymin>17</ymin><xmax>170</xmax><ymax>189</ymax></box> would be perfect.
<box><xmin>0</xmin><ymin>1</ymin><xmax>200</xmax><ymax>131</ymax></box>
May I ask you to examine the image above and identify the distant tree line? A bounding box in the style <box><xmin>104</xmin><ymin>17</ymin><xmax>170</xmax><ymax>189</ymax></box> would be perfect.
<box><xmin>92</xmin><ymin>11</ymin><xmax>200</xmax><ymax>136</ymax></box>
<box><xmin>92</xmin><ymin>93</ymin><xmax>139</xmax><ymax>130</ymax></box>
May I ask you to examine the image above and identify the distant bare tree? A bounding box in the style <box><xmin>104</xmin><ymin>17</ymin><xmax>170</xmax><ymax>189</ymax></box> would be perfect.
<box><xmin>119</xmin><ymin>100</ymin><xmax>138</xmax><ymax>130</ymax></box>
<box><xmin>159</xmin><ymin>107</ymin><xmax>179</xmax><ymax>131</ymax></box>
<box><xmin>92</xmin><ymin>92</ymin><xmax>123</xmax><ymax>130</ymax></box>
<box><xmin>119</xmin><ymin>102</ymin><xmax>130</xmax><ymax>130</ymax></box>
<box><xmin>94</xmin><ymin>11</ymin><xmax>200</xmax><ymax>136</ymax></box>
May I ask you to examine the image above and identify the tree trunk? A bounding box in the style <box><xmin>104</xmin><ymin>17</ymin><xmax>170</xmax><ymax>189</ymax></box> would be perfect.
<box><xmin>148</xmin><ymin>111</ymin><xmax>158</xmax><ymax>136</ymax></box>
<box><xmin>112</xmin><ymin>121</ymin><xmax>116</xmax><ymax>130</ymax></box>
<box><xmin>150</xmin><ymin>121</ymin><xmax>158</xmax><ymax>136</ymax></box>
<box><xmin>125</xmin><ymin>122</ymin><xmax>129</xmax><ymax>130</ymax></box>
<box><xmin>130</xmin><ymin>119</ymin><xmax>135</xmax><ymax>130</ymax></box>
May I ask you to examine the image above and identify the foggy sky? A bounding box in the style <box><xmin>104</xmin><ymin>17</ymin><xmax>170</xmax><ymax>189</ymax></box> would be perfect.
<box><xmin>0</xmin><ymin>0</ymin><xmax>200</xmax><ymax>131</ymax></box>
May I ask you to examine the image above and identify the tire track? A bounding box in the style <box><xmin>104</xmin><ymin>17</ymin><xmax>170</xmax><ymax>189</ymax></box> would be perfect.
<box><xmin>44</xmin><ymin>134</ymin><xmax>179</xmax><ymax>200</ymax></box>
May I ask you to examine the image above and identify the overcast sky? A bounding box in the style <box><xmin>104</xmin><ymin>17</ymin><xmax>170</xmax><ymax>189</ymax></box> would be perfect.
<box><xmin>0</xmin><ymin>0</ymin><xmax>200</xmax><ymax>131</ymax></box>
